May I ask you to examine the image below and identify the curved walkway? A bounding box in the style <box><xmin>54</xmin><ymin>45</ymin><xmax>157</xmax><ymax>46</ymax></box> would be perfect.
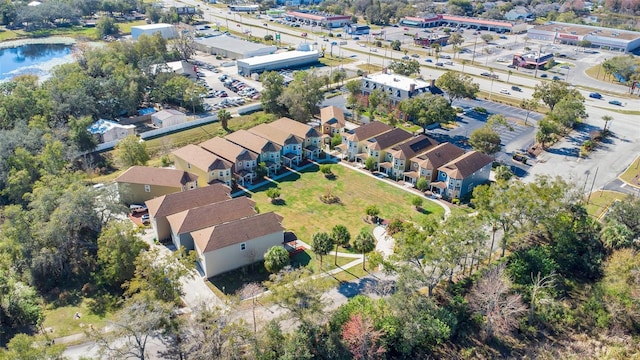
<box><xmin>373</xmin><ymin>226</ymin><xmax>395</xmax><ymax>259</ymax></box>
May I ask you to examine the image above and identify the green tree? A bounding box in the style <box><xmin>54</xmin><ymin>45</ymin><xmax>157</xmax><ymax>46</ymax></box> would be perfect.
<box><xmin>411</xmin><ymin>196</ymin><xmax>423</xmax><ymax>210</ymax></box>
<box><xmin>279</xmin><ymin>71</ymin><xmax>324</xmax><ymax>123</ymax></box>
<box><xmin>353</xmin><ymin>230</ymin><xmax>376</xmax><ymax>270</ymax></box>
<box><xmin>345</xmin><ymin>79</ymin><xmax>361</xmax><ymax>109</ymax></box>
<box><xmin>217</xmin><ymin>109</ymin><xmax>231</xmax><ymax>131</ymax></box>
<box><xmin>533</xmin><ymin>80</ymin><xmax>584</xmax><ymax>111</ymax></box>
<box><xmin>365</xmin><ymin>205</ymin><xmax>380</xmax><ymax>223</ymax></box>
<box><xmin>115</xmin><ymin>135</ymin><xmax>150</xmax><ymax>167</ymax></box>
<box><xmin>600</xmin><ymin>248</ymin><xmax>640</xmax><ymax>332</ymax></box>
<box><xmin>388</xmin><ymin>59</ymin><xmax>420</xmax><ymax>76</ymax></box>
<box><xmin>399</xmin><ymin>94</ymin><xmax>455</xmax><ymax>134</ymax></box>
<box><xmin>68</xmin><ymin>115</ymin><xmax>98</xmax><ymax>153</ymax></box>
<box><xmin>416</xmin><ymin>177</ymin><xmax>429</xmax><ymax>192</ymax></box>
<box><xmin>264</xmin><ymin>246</ymin><xmax>290</xmax><ymax>273</ymax></box>
<box><xmin>331</xmin><ymin>225</ymin><xmax>351</xmax><ymax>265</ymax></box>
<box><xmin>601</xmin><ymin>115</ymin><xmax>613</xmax><ymax>132</ymax></box>
<box><xmin>311</xmin><ymin>232</ymin><xmax>334</xmax><ymax>268</ymax></box>
<box><xmin>265</xmin><ymin>268</ymin><xmax>330</xmax><ymax>323</ymax></box>
<box><xmin>331</xmin><ymin>133</ymin><xmax>342</xmax><ymax>149</ymax></box>
<box><xmin>260</xmin><ymin>71</ymin><xmax>287</xmax><ymax>116</ymax></box>
<box><xmin>481</xmin><ymin>34</ymin><xmax>494</xmax><ymax>44</ymax></box>
<box><xmin>365</xmin><ymin>156</ymin><xmax>376</xmax><ymax>171</ymax></box>
<box><xmin>265</xmin><ymin>187</ymin><xmax>281</xmax><ymax>204</ymax></box>
<box><xmin>96</xmin><ymin>15</ymin><xmax>119</xmax><ymax>38</ymax></box>
<box><xmin>264</xmin><ymin>34</ymin><xmax>274</xmax><ymax>42</ymax></box>
<box><xmin>535</xmin><ymin>117</ymin><xmax>560</xmax><ymax>148</ymax></box>
<box><xmin>547</xmin><ymin>93</ymin><xmax>587</xmax><ymax>129</ymax></box>
<box><xmin>435</xmin><ymin>71</ymin><xmax>480</xmax><ymax>105</ymax></box>
<box><xmin>494</xmin><ymin>165</ymin><xmax>514</xmax><ymax>182</ymax></box>
<box><xmin>391</xmin><ymin>40</ymin><xmax>401</xmax><ymax>51</ymax></box>
<box><xmin>469</xmin><ymin>127</ymin><xmax>502</xmax><ymax>156</ymax></box>
<box><xmin>96</xmin><ymin>220</ymin><xmax>149</xmax><ymax>290</ymax></box>
<box><xmin>0</xmin><ymin>333</ymin><xmax>64</xmax><ymax>360</ymax></box>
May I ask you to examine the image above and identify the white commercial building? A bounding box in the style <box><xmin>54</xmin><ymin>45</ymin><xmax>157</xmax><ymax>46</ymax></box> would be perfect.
<box><xmin>360</xmin><ymin>72</ymin><xmax>435</xmax><ymax>105</ymax></box>
<box><xmin>236</xmin><ymin>50</ymin><xmax>320</xmax><ymax>76</ymax></box>
<box><xmin>131</xmin><ymin>23</ymin><xmax>177</xmax><ymax>40</ymax></box>
<box><xmin>528</xmin><ymin>22</ymin><xmax>640</xmax><ymax>53</ymax></box>
<box><xmin>195</xmin><ymin>35</ymin><xmax>277</xmax><ymax>59</ymax></box>
<box><xmin>152</xmin><ymin>109</ymin><xmax>187</xmax><ymax>128</ymax></box>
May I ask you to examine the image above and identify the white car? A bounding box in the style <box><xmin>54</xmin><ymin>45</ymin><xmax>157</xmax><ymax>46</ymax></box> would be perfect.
<box><xmin>499</xmin><ymin>89</ymin><xmax>511</xmax><ymax>95</ymax></box>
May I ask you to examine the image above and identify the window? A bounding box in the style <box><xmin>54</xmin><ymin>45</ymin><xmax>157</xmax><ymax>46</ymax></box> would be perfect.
<box><xmin>219</xmin><ymin>171</ymin><xmax>224</xmax><ymax>176</ymax></box>
<box><xmin>240</xmin><ymin>243</ymin><xmax>246</xmax><ymax>251</ymax></box>
<box><xmin>187</xmin><ymin>163</ymin><xmax>191</xmax><ymax>169</ymax></box>
<box><xmin>144</xmin><ymin>185</ymin><xmax>151</xmax><ymax>192</ymax></box>
<box><xmin>238</xmin><ymin>162</ymin><xmax>243</xmax><ymax>167</ymax></box>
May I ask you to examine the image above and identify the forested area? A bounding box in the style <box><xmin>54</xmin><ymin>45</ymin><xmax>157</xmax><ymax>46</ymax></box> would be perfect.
<box><xmin>0</xmin><ymin>32</ymin><xmax>207</xmax><ymax>350</ymax></box>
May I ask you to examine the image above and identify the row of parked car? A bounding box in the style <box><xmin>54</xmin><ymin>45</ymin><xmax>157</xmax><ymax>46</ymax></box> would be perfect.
<box><xmin>220</xmin><ymin>75</ymin><xmax>261</xmax><ymax>100</ymax></box>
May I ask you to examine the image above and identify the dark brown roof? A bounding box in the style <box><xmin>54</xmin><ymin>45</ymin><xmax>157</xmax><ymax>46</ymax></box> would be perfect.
<box><xmin>367</xmin><ymin>128</ymin><xmax>413</xmax><ymax>151</ymax></box>
<box><xmin>411</xmin><ymin>142</ymin><xmax>465</xmax><ymax>170</ymax></box>
<box><xmin>199</xmin><ymin>137</ymin><xmax>257</xmax><ymax>164</ymax></box>
<box><xmin>387</xmin><ymin>135</ymin><xmax>439</xmax><ymax>160</ymax></box>
<box><xmin>115</xmin><ymin>166</ymin><xmax>198</xmax><ymax>187</ymax></box>
<box><xmin>192</xmin><ymin>212</ymin><xmax>284</xmax><ymax>253</ymax></box>
<box><xmin>172</xmin><ymin>144</ymin><xmax>232</xmax><ymax>171</ymax></box>
<box><xmin>166</xmin><ymin>197</ymin><xmax>256</xmax><ymax>235</ymax></box>
<box><xmin>439</xmin><ymin>150</ymin><xmax>493</xmax><ymax>179</ymax></box>
<box><xmin>320</xmin><ymin>106</ymin><xmax>345</xmax><ymax>128</ymax></box>
<box><xmin>270</xmin><ymin>117</ymin><xmax>321</xmax><ymax>139</ymax></box>
<box><xmin>145</xmin><ymin>184</ymin><xmax>231</xmax><ymax>218</ymax></box>
<box><xmin>346</xmin><ymin>121</ymin><xmax>393</xmax><ymax>142</ymax></box>
<box><xmin>226</xmin><ymin>130</ymin><xmax>281</xmax><ymax>155</ymax></box>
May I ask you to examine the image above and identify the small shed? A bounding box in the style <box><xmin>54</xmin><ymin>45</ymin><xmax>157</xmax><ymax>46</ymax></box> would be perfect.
<box><xmin>152</xmin><ymin>109</ymin><xmax>187</xmax><ymax>128</ymax></box>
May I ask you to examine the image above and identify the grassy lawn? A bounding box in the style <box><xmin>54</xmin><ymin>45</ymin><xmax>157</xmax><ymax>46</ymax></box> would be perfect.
<box><xmin>118</xmin><ymin>20</ymin><xmax>148</xmax><ymax>35</ymax></box>
<box><xmin>357</xmin><ymin>64</ymin><xmax>383</xmax><ymax>73</ymax></box>
<box><xmin>318</xmin><ymin>56</ymin><xmax>356</xmax><ymax>67</ymax></box>
<box><xmin>585</xmin><ymin>190</ymin><xmax>628</xmax><ymax>219</ymax></box>
<box><xmin>249</xmin><ymin>163</ymin><xmax>444</xmax><ymax>243</ymax></box>
<box><xmin>207</xmin><ymin>250</ymin><xmax>358</xmax><ymax>296</ymax></box>
<box><xmin>592</xmin><ymin>105</ymin><xmax>640</xmax><ymax>115</ymax></box>
<box><xmin>619</xmin><ymin>155</ymin><xmax>640</xmax><ymax>185</ymax></box>
<box><xmin>42</xmin><ymin>298</ymin><xmax>113</xmax><ymax>339</ymax></box>
<box><xmin>0</xmin><ymin>29</ymin><xmax>21</xmax><ymax>41</ymax></box>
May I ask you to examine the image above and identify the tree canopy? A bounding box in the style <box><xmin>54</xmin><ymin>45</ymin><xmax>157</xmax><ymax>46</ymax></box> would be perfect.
<box><xmin>435</xmin><ymin>71</ymin><xmax>480</xmax><ymax>105</ymax></box>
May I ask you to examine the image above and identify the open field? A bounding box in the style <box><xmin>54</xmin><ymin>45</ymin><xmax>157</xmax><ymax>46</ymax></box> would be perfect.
<box><xmin>248</xmin><ymin>163</ymin><xmax>444</xmax><ymax>243</ymax></box>
<box><xmin>42</xmin><ymin>298</ymin><xmax>112</xmax><ymax>339</ymax></box>
<box><xmin>585</xmin><ymin>190</ymin><xmax>628</xmax><ymax>219</ymax></box>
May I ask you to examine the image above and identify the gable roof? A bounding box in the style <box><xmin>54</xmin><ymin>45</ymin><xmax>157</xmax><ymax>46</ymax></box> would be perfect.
<box><xmin>346</xmin><ymin>121</ymin><xmax>393</xmax><ymax>142</ymax></box>
<box><xmin>115</xmin><ymin>166</ymin><xmax>198</xmax><ymax>188</ymax></box>
<box><xmin>199</xmin><ymin>137</ymin><xmax>257</xmax><ymax>163</ymax></box>
<box><xmin>439</xmin><ymin>151</ymin><xmax>493</xmax><ymax>180</ymax></box>
<box><xmin>270</xmin><ymin>117</ymin><xmax>321</xmax><ymax>139</ymax></box>
<box><xmin>166</xmin><ymin>197</ymin><xmax>256</xmax><ymax>235</ymax></box>
<box><xmin>320</xmin><ymin>106</ymin><xmax>345</xmax><ymax>128</ymax></box>
<box><xmin>366</xmin><ymin>128</ymin><xmax>414</xmax><ymax>151</ymax></box>
<box><xmin>145</xmin><ymin>183</ymin><xmax>231</xmax><ymax>218</ymax></box>
<box><xmin>192</xmin><ymin>212</ymin><xmax>284</xmax><ymax>253</ymax></box>
<box><xmin>152</xmin><ymin>109</ymin><xmax>184</xmax><ymax>120</ymax></box>
<box><xmin>225</xmin><ymin>129</ymin><xmax>281</xmax><ymax>154</ymax></box>
<box><xmin>387</xmin><ymin>135</ymin><xmax>438</xmax><ymax>160</ymax></box>
<box><xmin>172</xmin><ymin>144</ymin><xmax>232</xmax><ymax>172</ymax></box>
<box><xmin>411</xmin><ymin>142</ymin><xmax>465</xmax><ymax>170</ymax></box>
<box><xmin>249</xmin><ymin>123</ymin><xmax>302</xmax><ymax>146</ymax></box>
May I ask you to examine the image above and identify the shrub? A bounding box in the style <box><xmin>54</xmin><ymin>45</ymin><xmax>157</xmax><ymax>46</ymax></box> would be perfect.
<box><xmin>416</xmin><ymin>178</ymin><xmax>429</xmax><ymax>192</ymax></box>
<box><xmin>473</xmin><ymin>106</ymin><xmax>487</xmax><ymax>114</ymax></box>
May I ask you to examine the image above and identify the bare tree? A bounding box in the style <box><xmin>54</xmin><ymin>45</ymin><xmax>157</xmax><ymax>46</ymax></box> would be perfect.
<box><xmin>92</xmin><ymin>298</ymin><xmax>173</xmax><ymax>360</ymax></box>
<box><xmin>238</xmin><ymin>282</ymin><xmax>264</xmax><ymax>334</ymax></box>
<box><xmin>468</xmin><ymin>265</ymin><xmax>527</xmax><ymax>339</ymax></box>
<box><xmin>529</xmin><ymin>272</ymin><xmax>556</xmax><ymax>325</ymax></box>
<box><xmin>342</xmin><ymin>314</ymin><xmax>386</xmax><ymax>359</ymax></box>
<box><xmin>170</xmin><ymin>24</ymin><xmax>196</xmax><ymax>61</ymax></box>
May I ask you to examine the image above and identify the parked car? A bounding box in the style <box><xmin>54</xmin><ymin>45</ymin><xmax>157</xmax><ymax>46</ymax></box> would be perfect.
<box><xmin>608</xmin><ymin>100</ymin><xmax>623</xmax><ymax>106</ymax></box>
<box><xmin>141</xmin><ymin>214</ymin><xmax>150</xmax><ymax>224</ymax></box>
<box><xmin>511</xmin><ymin>86</ymin><xmax>522</xmax><ymax>92</ymax></box>
<box><xmin>589</xmin><ymin>92</ymin><xmax>602</xmax><ymax>99</ymax></box>
<box><xmin>130</xmin><ymin>204</ymin><xmax>147</xmax><ymax>213</ymax></box>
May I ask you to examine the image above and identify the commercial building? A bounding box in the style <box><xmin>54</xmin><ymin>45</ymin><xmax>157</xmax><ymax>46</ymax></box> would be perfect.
<box><xmin>195</xmin><ymin>35</ymin><xmax>277</xmax><ymax>59</ymax></box>
<box><xmin>131</xmin><ymin>24</ymin><xmax>177</xmax><ymax>40</ymax></box>
<box><xmin>360</xmin><ymin>72</ymin><xmax>436</xmax><ymax>105</ymax></box>
<box><xmin>285</xmin><ymin>11</ymin><xmax>351</xmax><ymax>28</ymax></box>
<box><xmin>152</xmin><ymin>109</ymin><xmax>186</xmax><ymax>128</ymax></box>
<box><xmin>400</xmin><ymin>14</ymin><xmax>527</xmax><ymax>33</ymax></box>
<box><xmin>527</xmin><ymin>22</ymin><xmax>640</xmax><ymax>53</ymax></box>
<box><xmin>512</xmin><ymin>51</ymin><xmax>554</xmax><ymax>69</ymax></box>
<box><xmin>414</xmin><ymin>33</ymin><xmax>450</xmax><ymax>47</ymax></box>
<box><xmin>345</xmin><ymin>24</ymin><xmax>370</xmax><ymax>35</ymax></box>
<box><xmin>236</xmin><ymin>50</ymin><xmax>320</xmax><ymax>76</ymax></box>
<box><xmin>228</xmin><ymin>4</ymin><xmax>260</xmax><ymax>12</ymax></box>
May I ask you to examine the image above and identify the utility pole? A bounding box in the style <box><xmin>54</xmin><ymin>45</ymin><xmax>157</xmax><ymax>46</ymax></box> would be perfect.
<box><xmin>471</xmin><ymin>35</ymin><xmax>478</xmax><ymax>65</ymax></box>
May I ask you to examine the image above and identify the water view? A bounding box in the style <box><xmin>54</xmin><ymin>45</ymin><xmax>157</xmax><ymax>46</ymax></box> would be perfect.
<box><xmin>0</xmin><ymin>43</ymin><xmax>75</xmax><ymax>81</ymax></box>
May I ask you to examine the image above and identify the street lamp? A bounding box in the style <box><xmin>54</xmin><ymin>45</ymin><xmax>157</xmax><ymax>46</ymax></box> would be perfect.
<box><xmin>489</xmin><ymin>71</ymin><xmax>495</xmax><ymax>100</ymax></box>
<box><xmin>596</xmin><ymin>58</ymin><xmax>606</xmax><ymax>79</ymax></box>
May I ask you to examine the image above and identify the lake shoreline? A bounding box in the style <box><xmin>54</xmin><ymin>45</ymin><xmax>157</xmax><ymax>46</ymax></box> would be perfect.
<box><xmin>0</xmin><ymin>36</ymin><xmax>76</xmax><ymax>50</ymax></box>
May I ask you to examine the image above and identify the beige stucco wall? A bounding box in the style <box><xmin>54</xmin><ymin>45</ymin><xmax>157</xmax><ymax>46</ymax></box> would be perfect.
<box><xmin>174</xmin><ymin>157</ymin><xmax>211</xmax><ymax>187</ymax></box>
<box><xmin>195</xmin><ymin>231</ymin><xmax>284</xmax><ymax>278</ymax></box>
<box><xmin>118</xmin><ymin>182</ymin><xmax>185</xmax><ymax>205</ymax></box>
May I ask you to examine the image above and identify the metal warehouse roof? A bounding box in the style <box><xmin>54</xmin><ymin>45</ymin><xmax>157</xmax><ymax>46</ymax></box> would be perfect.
<box><xmin>195</xmin><ymin>35</ymin><xmax>276</xmax><ymax>55</ymax></box>
<box><xmin>238</xmin><ymin>50</ymin><xmax>319</xmax><ymax>67</ymax></box>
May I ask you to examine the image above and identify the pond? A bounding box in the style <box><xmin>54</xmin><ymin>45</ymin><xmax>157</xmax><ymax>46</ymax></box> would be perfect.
<box><xmin>0</xmin><ymin>43</ymin><xmax>75</xmax><ymax>81</ymax></box>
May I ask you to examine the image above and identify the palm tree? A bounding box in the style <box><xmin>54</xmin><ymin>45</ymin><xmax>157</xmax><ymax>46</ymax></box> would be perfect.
<box><xmin>353</xmin><ymin>230</ymin><xmax>376</xmax><ymax>270</ymax></box>
<box><xmin>218</xmin><ymin>109</ymin><xmax>231</xmax><ymax>131</ymax></box>
<box><xmin>311</xmin><ymin>232</ymin><xmax>333</xmax><ymax>268</ymax></box>
<box><xmin>602</xmin><ymin>115</ymin><xmax>613</xmax><ymax>132</ymax></box>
